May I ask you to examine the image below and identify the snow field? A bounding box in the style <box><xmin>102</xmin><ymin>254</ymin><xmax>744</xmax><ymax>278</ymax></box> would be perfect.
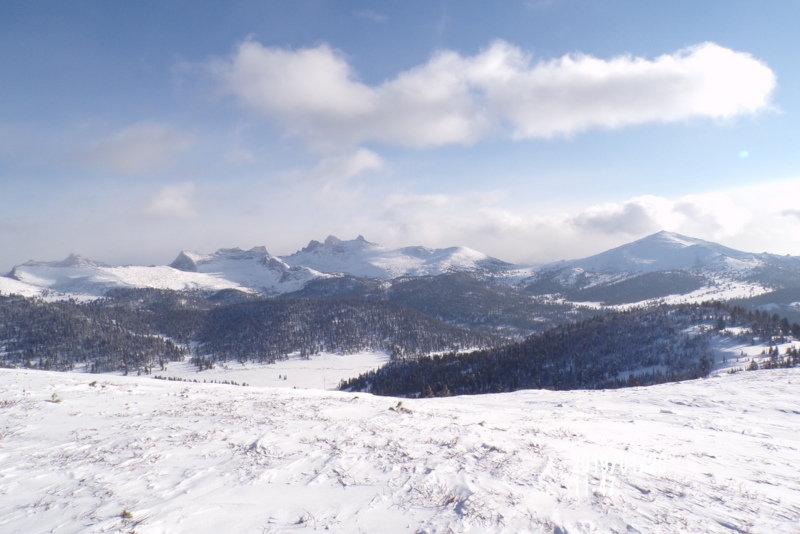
<box><xmin>1</xmin><ymin>368</ymin><xmax>799</xmax><ymax>533</ymax></box>
<box><xmin>151</xmin><ymin>351</ymin><xmax>391</xmax><ymax>389</ymax></box>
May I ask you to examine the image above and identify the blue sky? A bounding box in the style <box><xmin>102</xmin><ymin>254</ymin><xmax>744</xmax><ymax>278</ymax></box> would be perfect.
<box><xmin>2</xmin><ymin>0</ymin><xmax>800</xmax><ymax>270</ymax></box>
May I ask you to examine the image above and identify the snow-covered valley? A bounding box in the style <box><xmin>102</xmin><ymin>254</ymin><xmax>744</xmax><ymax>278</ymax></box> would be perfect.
<box><xmin>151</xmin><ymin>351</ymin><xmax>391</xmax><ymax>390</ymax></box>
<box><xmin>1</xmin><ymin>367</ymin><xmax>799</xmax><ymax>533</ymax></box>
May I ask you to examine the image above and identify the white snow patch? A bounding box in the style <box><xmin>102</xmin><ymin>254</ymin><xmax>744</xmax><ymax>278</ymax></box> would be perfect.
<box><xmin>709</xmin><ymin>333</ymin><xmax>800</xmax><ymax>375</ymax></box>
<box><xmin>152</xmin><ymin>351</ymin><xmax>390</xmax><ymax>389</ymax></box>
<box><xmin>7</xmin><ymin>262</ymin><xmax>252</xmax><ymax>297</ymax></box>
<box><xmin>0</xmin><ymin>276</ymin><xmax>44</xmax><ymax>298</ymax></box>
<box><xmin>1</xmin><ymin>368</ymin><xmax>799</xmax><ymax>533</ymax></box>
<box><xmin>282</xmin><ymin>236</ymin><xmax>507</xmax><ymax>279</ymax></box>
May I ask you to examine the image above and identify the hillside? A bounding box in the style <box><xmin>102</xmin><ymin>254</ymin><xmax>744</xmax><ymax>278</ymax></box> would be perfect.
<box><xmin>0</xmin><ymin>292</ymin><xmax>495</xmax><ymax>374</ymax></box>
<box><xmin>343</xmin><ymin>304</ymin><xmax>800</xmax><ymax>396</ymax></box>
<box><xmin>1</xmin><ymin>367</ymin><xmax>798</xmax><ymax>533</ymax></box>
<box><xmin>554</xmin><ymin>231</ymin><xmax>763</xmax><ymax>273</ymax></box>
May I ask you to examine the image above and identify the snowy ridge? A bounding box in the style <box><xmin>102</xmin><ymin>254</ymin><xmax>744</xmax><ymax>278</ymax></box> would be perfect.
<box><xmin>3</xmin><ymin>247</ymin><xmax>323</xmax><ymax>298</ymax></box>
<box><xmin>554</xmin><ymin>230</ymin><xmax>766</xmax><ymax>274</ymax></box>
<box><xmin>0</xmin><ymin>276</ymin><xmax>44</xmax><ymax>298</ymax></box>
<box><xmin>1</xmin><ymin>367</ymin><xmax>798</xmax><ymax>533</ymax></box>
<box><xmin>6</xmin><ymin>257</ymin><xmax>251</xmax><ymax>298</ymax></box>
<box><xmin>282</xmin><ymin>235</ymin><xmax>513</xmax><ymax>279</ymax></box>
<box><xmin>1</xmin><ymin>231</ymin><xmax>798</xmax><ymax>306</ymax></box>
<box><xmin>521</xmin><ymin>230</ymin><xmax>800</xmax><ymax>306</ymax></box>
<box><xmin>169</xmin><ymin>246</ymin><xmax>323</xmax><ymax>294</ymax></box>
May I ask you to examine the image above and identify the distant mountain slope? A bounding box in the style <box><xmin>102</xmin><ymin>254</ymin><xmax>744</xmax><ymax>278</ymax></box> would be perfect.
<box><xmin>553</xmin><ymin>231</ymin><xmax>765</xmax><ymax>273</ymax></box>
<box><xmin>567</xmin><ymin>270</ymin><xmax>708</xmax><ymax>305</ymax></box>
<box><xmin>0</xmin><ymin>291</ymin><xmax>497</xmax><ymax>374</ymax></box>
<box><xmin>195</xmin><ymin>298</ymin><xmax>498</xmax><ymax>363</ymax></box>
<box><xmin>169</xmin><ymin>246</ymin><xmax>321</xmax><ymax>294</ymax></box>
<box><xmin>342</xmin><ymin>303</ymin><xmax>800</xmax><ymax>396</ymax></box>
<box><xmin>0</xmin><ymin>294</ymin><xmax>187</xmax><ymax>373</ymax></box>
<box><xmin>282</xmin><ymin>235</ymin><xmax>513</xmax><ymax>279</ymax></box>
<box><xmin>529</xmin><ymin>231</ymin><xmax>800</xmax><ymax>305</ymax></box>
<box><xmin>0</xmin><ymin>276</ymin><xmax>43</xmax><ymax>298</ymax></box>
<box><xmin>6</xmin><ymin>254</ymin><xmax>249</xmax><ymax>297</ymax></box>
<box><xmin>385</xmin><ymin>272</ymin><xmax>597</xmax><ymax>335</ymax></box>
<box><xmin>3</xmin><ymin>231</ymin><xmax>800</xmax><ymax>321</ymax></box>
<box><xmin>1</xmin><ymin>237</ymin><xmax>514</xmax><ymax>297</ymax></box>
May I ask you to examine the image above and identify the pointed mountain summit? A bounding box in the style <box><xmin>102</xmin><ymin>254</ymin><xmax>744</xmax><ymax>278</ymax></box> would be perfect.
<box><xmin>53</xmin><ymin>253</ymin><xmax>106</xmax><ymax>269</ymax></box>
<box><xmin>558</xmin><ymin>230</ymin><xmax>764</xmax><ymax>273</ymax></box>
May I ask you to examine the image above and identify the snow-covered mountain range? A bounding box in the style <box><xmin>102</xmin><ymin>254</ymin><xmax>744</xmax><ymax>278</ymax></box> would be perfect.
<box><xmin>282</xmin><ymin>235</ymin><xmax>512</xmax><ymax>279</ymax></box>
<box><xmin>1</xmin><ymin>235</ymin><xmax>515</xmax><ymax>298</ymax></box>
<box><xmin>3</xmin><ymin>231</ymin><xmax>800</xmax><ymax>310</ymax></box>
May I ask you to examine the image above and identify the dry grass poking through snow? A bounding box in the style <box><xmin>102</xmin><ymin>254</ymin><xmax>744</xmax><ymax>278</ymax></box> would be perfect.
<box><xmin>1</xmin><ymin>368</ymin><xmax>799</xmax><ymax>533</ymax></box>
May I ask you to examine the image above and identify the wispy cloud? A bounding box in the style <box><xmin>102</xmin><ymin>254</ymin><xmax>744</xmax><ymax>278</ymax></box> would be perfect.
<box><xmin>210</xmin><ymin>40</ymin><xmax>776</xmax><ymax>150</ymax></box>
<box><xmin>363</xmin><ymin>179</ymin><xmax>800</xmax><ymax>263</ymax></box>
<box><xmin>571</xmin><ymin>198</ymin><xmax>662</xmax><ymax>235</ymax></box>
<box><xmin>225</xmin><ymin>147</ymin><xmax>257</xmax><ymax>165</ymax></box>
<box><xmin>81</xmin><ymin>123</ymin><xmax>194</xmax><ymax>175</ymax></box>
<box><xmin>782</xmin><ymin>209</ymin><xmax>800</xmax><ymax>221</ymax></box>
<box><xmin>354</xmin><ymin>9</ymin><xmax>387</xmax><ymax>23</ymax></box>
<box><xmin>143</xmin><ymin>182</ymin><xmax>197</xmax><ymax>219</ymax></box>
<box><xmin>312</xmin><ymin>148</ymin><xmax>384</xmax><ymax>184</ymax></box>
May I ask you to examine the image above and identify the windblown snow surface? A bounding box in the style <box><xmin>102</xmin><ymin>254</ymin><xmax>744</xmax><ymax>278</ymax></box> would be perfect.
<box><xmin>1</xmin><ymin>366</ymin><xmax>799</xmax><ymax>533</ymax></box>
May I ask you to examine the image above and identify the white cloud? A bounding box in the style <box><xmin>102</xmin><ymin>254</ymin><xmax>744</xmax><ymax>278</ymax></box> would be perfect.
<box><xmin>211</xmin><ymin>41</ymin><xmax>488</xmax><ymax>149</ymax></box>
<box><xmin>211</xmin><ymin>42</ymin><xmax>375</xmax><ymax>121</ymax></box>
<box><xmin>571</xmin><ymin>197</ymin><xmax>664</xmax><ymax>235</ymax></box>
<box><xmin>225</xmin><ymin>148</ymin><xmax>257</xmax><ymax>165</ymax></box>
<box><xmin>143</xmin><ymin>182</ymin><xmax>197</xmax><ymax>219</ymax></box>
<box><xmin>82</xmin><ymin>123</ymin><xmax>194</xmax><ymax>175</ymax></box>
<box><xmin>286</xmin><ymin>148</ymin><xmax>384</xmax><ymax>188</ymax></box>
<box><xmin>361</xmin><ymin>179</ymin><xmax>800</xmax><ymax>263</ymax></box>
<box><xmin>783</xmin><ymin>209</ymin><xmax>800</xmax><ymax>221</ymax></box>
<box><xmin>566</xmin><ymin>193</ymin><xmax>749</xmax><ymax>241</ymax></box>
<box><xmin>354</xmin><ymin>9</ymin><xmax>387</xmax><ymax>23</ymax></box>
<box><xmin>4</xmin><ymin>176</ymin><xmax>800</xmax><ymax>273</ymax></box>
<box><xmin>315</xmin><ymin>148</ymin><xmax>384</xmax><ymax>182</ymax></box>
<box><xmin>211</xmin><ymin>40</ymin><xmax>775</xmax><ymax>149</ymax></box>
<box><xmin>482</xmin><ymin>42</ymin><xmax>776</xmax><ymax>139</ymax></box>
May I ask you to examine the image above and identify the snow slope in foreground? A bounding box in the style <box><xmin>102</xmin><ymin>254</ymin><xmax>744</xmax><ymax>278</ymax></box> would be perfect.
<box><xmin>1</xmin><ymin>368</ymin><xmax>799</xmax><ymax>533</ymax></box>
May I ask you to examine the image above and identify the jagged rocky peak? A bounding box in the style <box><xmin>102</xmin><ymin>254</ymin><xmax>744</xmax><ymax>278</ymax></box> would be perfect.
<box><xmin>170</xmin><ymin>246</ymin><xmax>273</xmax><ymax>272</ymax></box>
<box><xmin>213</xmin><ymin>246</ymin><xmax>271</xmax><ymax>259</ymax></box>
<box><xmin>170</xmin><ymin>251</ymin><xmax>199</xmax><ymax>272</ymax></box>
<box><xmin>300</xmin><ymin>240</ymin><xmax>324</xmax><ymax>253</ymax></box>
<box><xmin>298</xmin><ymin>235</ymin><xmax>376</xmax><ymax>255</ymax></box>
<box><xmin>55</xmin><ymin>253</ymin><xmax>99</xmax><ymax>268</ymax></box>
